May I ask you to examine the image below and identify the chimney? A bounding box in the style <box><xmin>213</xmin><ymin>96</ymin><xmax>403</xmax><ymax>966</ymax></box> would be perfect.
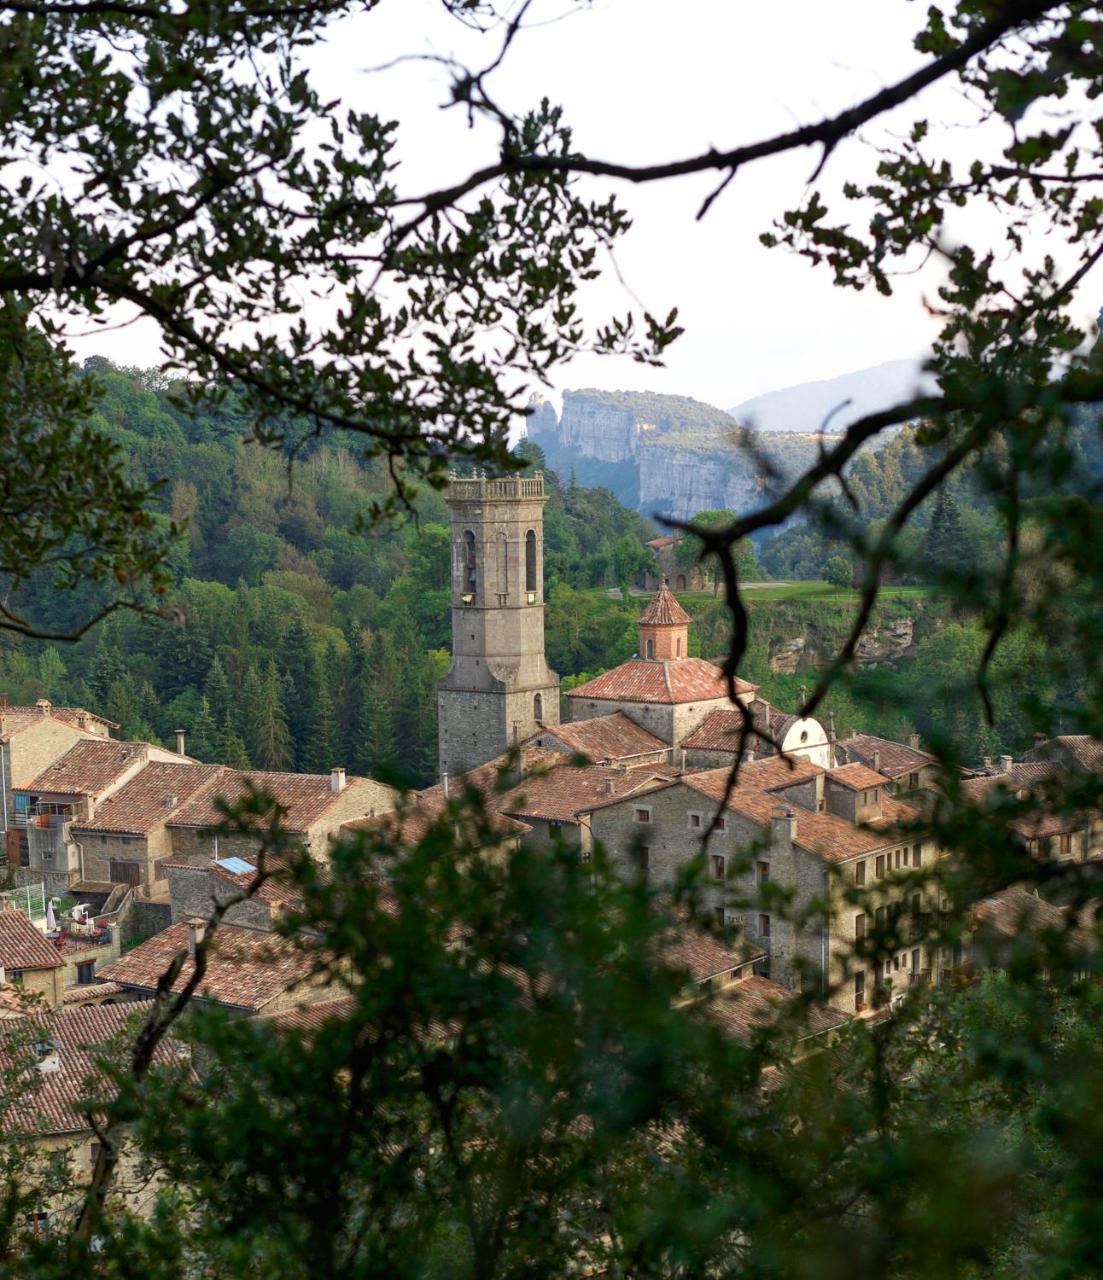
<box><xmin>679</xmin><ymin>748</ymin><xmax>687</xmax><ymax>772</ymax></box>
<box><xmin>330</xmin><ymin>767</ymin><xmax>347</xmax><ymax>794</ymax></box>
<box><xmin>982</xmin><ymin>756</ymin><xmax>992</xmax><ymax>773</ymax></box>
<box><xmin>827</xmin><ymin>710</ymin><xmax>837</xmax><ymax>744</ymax></box>
<box><xmin>175</xmin><ymin>729</ymin><xmax>186</xmax><ymax>756</ymax></box>
<box><xmin>999</xmin><ymin>754</ymin><xmax>1013</xmax><ymax>774</ymax></box>
<box><xmin>35</xmin><ymin>699</ymin><xmax>50</xmax><ymax>715</ymax></box>
<box><xmin>34</xmin><ymin>1040</ymin><xmax>61</xmax><ymax>1075</ymax></box>
<box><xmin>442</xmin><ymin>770</ymin><xmax>450</xmax><ymax>800</ymax></box>
<box><xmin>770</xmin><ymin>804</ymin><xmax>797</xmax><ymax>846</ymax></box>
<box><xmin>604</xmin><ymin>776</ymin><xmax>615</xmax><ymax>795</ymax></box>
<box><xmin>166</xmin><ymin>793</ymin><xmax>178</xmax><ymax>808</ymax></box>
<box><xmin>187</xmin><ymin>918</ymin><xmax>206</xmax><ymax>958</ymax></box>
<box><xmin>873</xmin><ymin>750</ymin><xmax>881</xmax><ymax>774</ymax></box>
<box><xmin>909</xmin><ymin>733</ymin><xmax>921</xmax><ymax>751</ymax></box>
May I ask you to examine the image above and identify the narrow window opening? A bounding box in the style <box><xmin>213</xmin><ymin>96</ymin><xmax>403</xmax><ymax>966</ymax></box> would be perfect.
<box><xmin>525</xmin><ymin>529</ymin><xmax>537</xmax><ymax>593</ymax></box>
<box><xmin>463</xmin><ymin>530</ymin><xmax>477</xmax><ymax>597</ymax></box>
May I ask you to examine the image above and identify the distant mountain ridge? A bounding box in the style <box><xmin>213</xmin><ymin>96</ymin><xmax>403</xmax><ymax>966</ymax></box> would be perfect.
<box><xmin>729</xmin><ymin>358</ymin><xmax>935</xmax><ymax>433</ymax></box>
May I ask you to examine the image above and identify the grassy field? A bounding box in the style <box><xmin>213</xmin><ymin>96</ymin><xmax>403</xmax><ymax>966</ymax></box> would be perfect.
<box><xmin>672</xmin><ymin>581</ymin><xmax>934</xmax><ymax>607</ymax></box>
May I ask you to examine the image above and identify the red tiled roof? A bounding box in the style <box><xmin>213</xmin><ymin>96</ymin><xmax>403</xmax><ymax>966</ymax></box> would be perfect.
<box><xmin>568</xmin><ymin>658</ymin><xmax>754</xmax><ymax>706</ymax></box>
<box><xmin>167</xmin><ymin>770</ymin><xmax>390</xmax><ymax>833</ymax></box>
<box><xmin>502</xmin><ymin>764</ymin><xmax>675</xmax><ymax>825</ymax></box>
<box><xmin>681</xmin><ymin>705</ymin><xmax>785</xmax><ymax>754</ymax></box>
<box><xmin>835</xmin><ymin>733</ymin><xmax>935</xmax><ymax>779</ymax></box>
<box><xmin>159</xmin><ymin>857</ymin><xmax>306</xmax><ymax>912</ymax></box>
<box><xmin>73</xmin><ymin>763</ymin><xmax>227</xmax><ymax>834</ymax></box>
<box><xmin>0</xmin><ymin>908</ymin><xmax>62</xmax><ymax>971</ymax></box>
<box><xmin>418</xmin><ymin>747</ymin><xmax>564</xmax><ymax>808</ymax></box>
<box><xmin>0</xmin><ymin>1001</ymin><xmax>184</xmax><ymax>1136</ymax></box>
<box><xmin>638</xmin><ymin>583</ymin><xmax>693</xmax><ymax>627</ymax></box>
<box><xmin>264</xmin><ymin>995</ymin><xmax>358</xmax><ymax>1034</ymax></box>
<box><xmin>659</xmin><ymin>921</ymin><xmax>762</xmax><ymax>984</ymax></box>
<box><xmin>532</xmin><ymin>713</ymin><xmax>668</xmax><ymax>763</ymax></box>
<box><xmin>645</xmin><ymin>535</ymin><xmax>679</xmax><ymax>550</ymax></box>
<box><xmin>97</xmin><ymin>922</ymin><xmax>318</xmax><ymax>1012</ymax></box>
<box><xmin>23</xmin><ymin>740</ymin><xmax>150</xmax><ymax>797</ymax></box>
<box><xmin>1024</xmin><ymin>735</ymin><xmax>1103</xmax><ymax>771</ymax></box>
<box><xmin>969</xmin><ymin>885</ymin><xmax>1067</xmax><ymax>937</ymax></box>
<box><xmin>827</xmin><ymin>763</ymin><xmax>890</xmax><ymax>792</ymax></box>
<box><xmin>61</xmin><ymin>981</ymin><xmax>125</xmax><ymax>1004</ymax></box>
<box><xmin>702</xmin><ymin>975</ymin><xmax>850</xmax><ymax>1042</ymax></box>
<box><xmin>0</xmin><ymin>704</ymin><xmax>116</xmax><ymax>744</ymax></box>
<box><xmin>681</xmin><ymin>769</ymin><xmax>912</xmax><ymax>862</ymax></box>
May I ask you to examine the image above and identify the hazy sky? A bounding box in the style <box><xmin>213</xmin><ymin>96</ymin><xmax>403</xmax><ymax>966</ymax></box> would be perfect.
<box><xmin>69</xmin><ymin>1</ymin><xmax>997</xmax><ymax>411</ymax></box>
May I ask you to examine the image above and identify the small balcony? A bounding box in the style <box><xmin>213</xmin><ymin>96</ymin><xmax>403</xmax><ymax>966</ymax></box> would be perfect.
<box><xmin>907</xmin><ymin>968</ymin><xmax>931</xmax><ymax>988</ymax></box>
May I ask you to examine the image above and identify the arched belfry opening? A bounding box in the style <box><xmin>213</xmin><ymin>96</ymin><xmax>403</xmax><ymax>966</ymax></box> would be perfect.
<box><xmin>525</xmin><ymin>529</ymin><xmax>537</xmax><ymax>594</ymax></box>
<box><xmin>534</xmin><ymin>692</ymin><xmax>543</xmax><ymax>722</ymax></box>
<box><xmin>462</xmin><ymin>530</ymin><xmax>477</xmax><ymax>599</ymax></box>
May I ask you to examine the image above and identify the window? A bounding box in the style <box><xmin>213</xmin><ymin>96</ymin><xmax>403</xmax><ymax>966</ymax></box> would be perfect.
<box><xmin>534</xmin><ymin>693</ymin><xmax>543</xmax><ymax>722</ymax></box>
<box><xmin>912</xmin><ymin>844</ymin><xmax>923</xmax><ymax>867</ymax></box>
<box><xmin>9</xmin><ymin>970</ymin><xmax>23</xmax><ymax>986</ymax></box>
<box><xmin>497</xmin><ymin>532</ymin><xmax>508</xmax><ymax>596</ymax></box>
<box><xmin>634</xmin><ymin>807</ymin><xmax>651</xmax><ymax>824</ymax></box>
<box><xmin>525</xmin><ymin>529</ymin><xmax>537</xmax><ymax>593</ymax></box>
<box><xmin>675</xmin><ymin>638</ymin><xmax>682</xmax><ymax>657</ymax></box>
<box><xmin>715</xmin><ymin>816</ymin><xmax>726</xmax><ymax>833</ymax></box>
<box><xmin>634</xmin><ymin>847</ymin><xmax>650</xmax><ymax>875</ymax></box>
<box><xmin>108</xmin><ymin>860</ymin><xmax>141</xmax><ymax>887</ymax></box>
<box><xmin>688</xmin><ymin>812</ymin><xmax>702</xmax><ymax>830</ymax></box>
<box><xmin>77</xmin><ymin>962</ymin><xmax>95</xmax><ymax>986</ymax></box>
<box><xmin>714</xmin><ymin>906</ymin><xmax>726</xmax><ymax>928</ymax></box>
<box><xmin>911</xmin><ymin>948</ymin><xmax>921</xmax><ymax>973</ymax></box>
<box><xmin>757</xmin><ymin>860</ymin><xmax>770</xmax><ymax>885</ymax></box>
<box><xmin>646</xmin><ymin>637</ymin><xmax>655</xmax><ymax>659</ymax></box>
<box><xmin>1059</xmin><ymin>832</ymin><xmax>1072</xmax><ymax>856</ymax></box>
<box><xmin>895</xmin><ymin>848</ymin><xmax>902</xmax><ymax>869</ymax></box>
<box><xmin>855</xmin><ymin>913</ymin><xmax>866</xmax><ymax>939</ymax></box>
<box><xmin>854</xmin><ymin>860</ymin><xmax>866</xmax><ymax>886</ymax></box>
<box><xmin>854</xmin><ymin>970</ymin><xmax>866</xmax><ymax>1010</ymax></box>
<box><xmin>908</xmin><ymin>772</ymin><xmax>919</xmax><ymax>789</ymax></box>
<box><xmin>24</xmin><ymin>1212</ymin><xmax>49</xmax><ymax>1239</ymax></box>
<box><xmin>711</xmin><ymin>854</ymin><xmax>725</xmax><ymax>880</ymax></box>
<box><xmin>19</xmin><ymin>836</ymin><xmax>29</xmax><ymax>868</ymax></box>
<box><xmin>462</xmin><ymin>530</ymin><xmax>477</xmax><ymax>596</ymax></box>
<box><xmin>875</xmin><ymin>854</ymin><xmax>886</xmax><ymax>879</ymax></box>
<box><xmin>759</xmin><ymin>913</ymin><xmax>771</xmax><ymax>939</ymax></box>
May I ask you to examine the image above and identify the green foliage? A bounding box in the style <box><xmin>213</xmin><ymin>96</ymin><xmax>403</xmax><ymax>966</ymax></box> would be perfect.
<box><xmin>822</xmin><ymin>554</ymin><xmax>853</xmax><ymax>589</ymax></box>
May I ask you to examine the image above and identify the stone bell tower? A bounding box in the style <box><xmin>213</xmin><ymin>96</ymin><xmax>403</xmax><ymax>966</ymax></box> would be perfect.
<box><xmin>437</xmin><ymin>471</ymin><xmax>560</xmax><ymax>780</ymax></box>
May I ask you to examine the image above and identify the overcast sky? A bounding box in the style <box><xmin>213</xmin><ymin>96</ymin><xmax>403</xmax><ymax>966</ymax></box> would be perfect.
<box><xmin>69</xmin><ymin>1</ymin><xmax>1008</xmax><ymax>411</ymax></box>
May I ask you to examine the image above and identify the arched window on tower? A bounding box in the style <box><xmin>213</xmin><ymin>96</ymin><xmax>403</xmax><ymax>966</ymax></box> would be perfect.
<box><xmin>676</xmin><ymin>637</ymin><xmax>682</xmax><ymax>657</ymax></box>
<box><xmin>646</xmin><ymin>637</ymin><xmax>655</xmax><ymax>659</ymax></box>
<box><xmin>534</xmin><ymin>692</ymin><xmax>543</xmax><ymax>722</ymax></box>
<box><xmin>525</xmin><ymin>529</ymin><xmax>537</xmax><ymax>594</ymax></box>
<box><xmin>463</xmin><ymin>531</ymin><xmax>477</xmax><ymax>599</ymax></box>
<box><xmin>497</xmin><ymin>532</ymin><xmax>508</xmax><ymax>596</ymax></box>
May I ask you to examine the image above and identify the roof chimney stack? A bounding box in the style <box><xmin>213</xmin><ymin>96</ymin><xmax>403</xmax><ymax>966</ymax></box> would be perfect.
<box><xmin>999</xmin><ymin>754</ymin><xmax>1013</xmax><ymax>774</ymax></box>
<box><xmin>909</xmin><ymin>733</ymin><xmax>921</xmax><ymax>751</ymax></box>
<box><xmin>770</xmin><ymin>804</ymin><xmax>797</xmax><ymax>846</ymax></box>
<box><xmin>186</xmin><ymin>918</ymin><xmax>206</xmax><ymax>959</ymax></box>
<box><xmin>175</xmin><ymin>729</ymin><xmax>186</xmax><ymax>756</ymax></box>
<box><xmin>35</xmin><ymin>699</ymin><xmax>50</xmax><ymax>715</ymax></box>
<box><xmin>330</xmin><ymin>767</ymin><xmax>347</xmax><ymax>794</ymax></box>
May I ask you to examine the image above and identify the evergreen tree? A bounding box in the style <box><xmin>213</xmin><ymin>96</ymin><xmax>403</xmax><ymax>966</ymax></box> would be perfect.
<box><xmin>189</xmin><ymin>696</ymin><xmax>218</xmax><ymax>762</ymax></box>
<box><xmin>304</xmin><ymin>666</ymin><xmax>341</xmax><ymax>775</ymax></box>
<box><xmin>202</xmin><ymin>656</ymin><xmax>233</xmax><ymax>729</ymax></box>
<box><xmin>279</xmin><ymin>613</ymin><xmax>320</xmax><ymax>768</ymax></box>
<box><xmin>925</xmin><ymin>489</ymin><xmax>972</xmax><ymax>576</ymax></box>
<box><xmin>35</xmin><ymin>647</ymin><xmax>68</xmax><ymax>702</ymax></box>
<box><xmin>87</xmin><ymin>631</ymin><xmax>128</xmax><ymax>706</ymax></box>
<box><xmin>354</xmin><ymin>633</ymin><xmax>401</xmax><ymax>781</ymax></box>
<box><xmin>153</xmin><ymin>616</ymin><xmax>213</xmax><ymax>702</ymax></box>
<box><xmin>249</xmin><ymin>661</ymin><xmax>294</xmax><ymax>771</ymax></box>
<box><xmin>216</xmin><ymin>711</ymin><xmax>252</xmax><ymax>770</ymax></box>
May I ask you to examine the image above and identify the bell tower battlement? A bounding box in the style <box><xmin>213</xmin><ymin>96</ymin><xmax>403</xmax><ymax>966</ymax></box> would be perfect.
<box><xmin>437</xmin><ymin>471</ymin><xmax>560</xmax><ymax>780</ymax></box>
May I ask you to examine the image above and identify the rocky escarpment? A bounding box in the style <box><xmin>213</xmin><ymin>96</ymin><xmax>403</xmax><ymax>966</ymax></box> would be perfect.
<box><xmin>528</xmin><ymin>389</ymin><xmax>820</xmax><ymax>520</ymax></box>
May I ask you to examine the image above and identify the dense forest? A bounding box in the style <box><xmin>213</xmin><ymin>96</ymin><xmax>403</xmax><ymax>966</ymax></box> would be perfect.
<box><xmin>0</xmin><ymin>361</ymin><xmax>1082</xmax><ymax>783</ymax></box>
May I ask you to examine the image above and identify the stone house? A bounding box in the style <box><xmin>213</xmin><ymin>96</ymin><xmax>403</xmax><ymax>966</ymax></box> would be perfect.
<box><xmin>0</xmin><ymin>701</ymin><xmax>115</xmax><ymax>870</ymax></box>
<box><xmin>165</xmin><ymin>768</ymin><xmax>396</xmax><ymax>866</ymax></box>
<box><xmin>961</xmin><ymin>756</ymin><xmax>1103</xmax><ymax>862</ymax></box>
<box><xmin>585</xmin><ymin>755</ymin><xmax>939</xmax><ymax>1015</ymax></box>
<box><xmin>96</xmin><ymin>917</ymin><xmax>331</xmax><ymax>1016</ymax></box>
<box><xmin>13</xmin><ymin>739</ymin><xmax>188</xmax><ymax>895</ymax></box>
<box><xmin>0</xmin><ymin>908</ymin><xmax>64</xmax><ymax>1007</ymax></box>
<box><xmin>834</xmin><ymin>732</ymin><xmax>940</xmax><ymax>795</ymax></box>
<box><xmin>164</xmin><ymin>857</ymin><xmax>303</xmax><ymax>931</ymax></box>
<box><xmin>69</xmin><ymin>761</ymin><xmax>227</xmax><ymax>900</ymax></box>
<box><xmin>567</xmin><ymin>584</ymin><xmax>759</xmax><ymax>751</ymax></box>
<box><xmin>682</xmin><ymin>703</ymin><xmax>833</xmax><ymax>771</ymax></box>
<box><xmin>0</xmin><ymin>1001</ymin><xmax>186</xmax><ymax>1235</ymax></box>
<box><xmin>524</xmin><ymin>712</ymin><xmax>670</xmax><ymax>767</ymax></box>
<box><xmin>641</xmin><ymin>536</ymin><xmax>710</xmax><ymax>594</ymax></box>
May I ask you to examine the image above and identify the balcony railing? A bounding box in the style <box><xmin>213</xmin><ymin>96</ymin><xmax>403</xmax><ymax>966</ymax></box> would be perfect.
<box><xmin>447</xmin><ymin>473</ymin><xmax>544</xmax><ymax>501</ymax></box>
<box><xmin>907</xmin><ymin>969</ymin><xmax>931</xmax><ymax>988</ymax></box>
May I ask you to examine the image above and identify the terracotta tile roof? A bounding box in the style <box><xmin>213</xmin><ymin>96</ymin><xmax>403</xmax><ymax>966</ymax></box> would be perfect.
<box><xmin>568</xmin><ymin>658</ymin><xmax>754</xmax><ymax>706</ymax></box>
<box><xmin>645</xmin><ymin>535</ymin><xmax>679</xmax><ymax>549</ymax></box>
<box><xmin>61</xmin><ymin>981</ymin><xmax>125</xmax><ymax>1004</ymax></box>
<box><xmin>702</xmin><ymin>975</ymin><xmax>850</xmax><ymax>1043</ymax></box>
<box><xmin>1024</xmin><ymin>735</ymin><xmax>1103</xmax><ymax>771</ymax></box>
<box><xmin>532</xmin><ymin>713</ymin><xmax>668</xmax><ymax>763</ymax></box>
<box><xmin>264</xmin><ymin>995</ymin><xmax>358</xmax><ymax>1034</ymax></box>
<box><xmin>0</xmin><ymin>1000</ymin><xmax>183</xmax><ymax>1136</ymax></box>
<box><xmin>502</xmin><ymin>764</ymin><xmax>676</xmax><ymax>825</ymax></box>
<box><xmin>72</xmin><ymin>763</ymin><xmax>227</xmax><ymax>835</ymax></box>
<box><xmin>419</xmin><ymin>747</ymin><xmax>565</xmax><ymax>807</ymax></box>
<box><xmin>0</xmin><ymin>907</ymin><xmax>62</xmax><ymax>971</ymax></box>
<box><xmin>660</xmin><ymin>922</ymin><xmax>762</xmax><ymax>985</ymax></box>
<box><xmin>0</xmin><ymin>703</ymin><xmax>116</xmax><ymax>743</ymax></box>
<box><xmin>744</xmin><ymin>756</ymin><xmax>825</xmax><ymax>791</ymax></box>
<box><xmin>638</xmin><ymin>583</ymin><xmax>693</xmax><ymax>626</ymax></box>
<box><xmin>345</xmin><ymin>800</ymin><xmax>530</xmax><ymax>846</ymax></box>
<box><xmin>959</xmin><ymin>765</ymin><xmax>1093</xmax><ymax>840</ymax></box>
<box><xmin>681</xmin><ymin>706</ymin><xmax>785</xmax><ymax>755</ymax></box>
<box><xmin>159</xmin><ymin>857</ymin><xmax>306</xmax><ymax>911</ymax></box>
<box><xmin>167</xmin><ymin>770</ymin><xmax>389</xmax><ymax>833</ymax></box>
<box><xmin>834</xmin><ymin>733</ymin><xmax>935</xmax><ymax>779</ymax></box>
<box><xmin>23</xmin><ymin>739</ymin><xmax>150</xmax><ymax>797</ymax></box>
<box><xmin>969</xmin><ymin>885</ymin><xmax>1068</xmax><ymax>937</ymax></box>
<box><xmin>97</xmin><ymin>922</ymin><xmax>318</xmax><ymax>1012</ymax></box>
<box><xmin>827</xmin><ymin>763</ymin><xmax>890</xmax><ymax>792</ymax></box>
<box><xmin>681</xmin><ymin>769</ymin><xmax>910</xmax><ymax>863</ymax></box>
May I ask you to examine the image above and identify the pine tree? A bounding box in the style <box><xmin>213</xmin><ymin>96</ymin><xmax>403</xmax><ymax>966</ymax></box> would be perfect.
<box><xmin>154</xmin><ymin>616</ymin><xmax>213</xmax><ymax>702</ymax></box>
<box><xmin>304</xmin><ymin>668</ymin><xmax>341</xmax><ymax>775</ymax></box>
<box><xmin>354</xmin><ymin>634</ymin><xmax>401</xmax><ymax>781</ymax></box>
<box><xmin>925</xmin><ymin>489</ymin><xmax>972</xmax><ymax>576</ymax></box>
<box><xmin>189</xmin><ymin>697</ymin><xmax>218</xmax><ymax>762</ymax></box>
<box><xmin>203</xmin><ymin>656</ymin><xmax>233</xmax><ymax>729</ymax></box>
<box><xmin>279</xmin><ymin>613</ymin><xmax>320</xmax><ymax>768</ymax></box>
<box><xmin>249</xmin><ymin>661</ymin><xmax>294</xmax><ymax>771</ymax></box>
<box><xmin>87</xmin><ymin>631</ymin><xmax>128</xmax><ymax>706</ymax></box>
<box><xmin>216</xmin><ymin>711</ymin><xmax>252</xmax><ymax>770</ymax></box>
<box><xmin>35</xmin><ymin>647</ymin><xmax>67</xmax><ymax>702</ymax></box>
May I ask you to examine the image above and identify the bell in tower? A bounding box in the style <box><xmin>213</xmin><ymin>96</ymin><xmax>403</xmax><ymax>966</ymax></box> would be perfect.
<box><xmin>437</xmin><ymin>471</ymin><xmax>561</xmax><ymax>780</ymax></box>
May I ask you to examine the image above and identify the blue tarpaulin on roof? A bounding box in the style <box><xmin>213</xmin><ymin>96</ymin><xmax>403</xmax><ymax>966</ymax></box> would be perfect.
<box><xmin>216</xmin><ymin>856</ymin><xmax>255</xmax><ymax>875</ymax></box>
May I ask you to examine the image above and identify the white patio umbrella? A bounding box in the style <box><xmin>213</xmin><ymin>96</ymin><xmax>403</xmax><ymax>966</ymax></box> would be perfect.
<box><xmin>45</xmin><ymin>900</ymin><xmax>56</xmax><ymax>931</ymax></box>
